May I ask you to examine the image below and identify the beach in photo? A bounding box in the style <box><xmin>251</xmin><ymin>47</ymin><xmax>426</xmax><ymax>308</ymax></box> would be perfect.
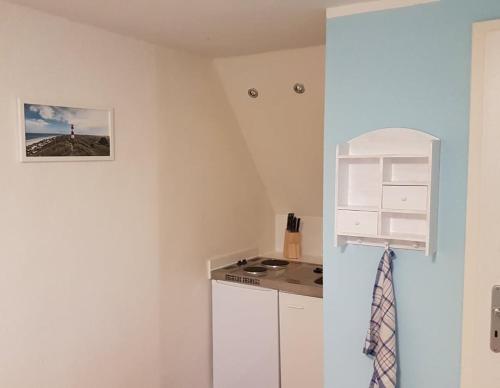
<box><xmin>22</xmin><ymin>103</ymin><xmax>112</xmax><ymax>159</ymax></box>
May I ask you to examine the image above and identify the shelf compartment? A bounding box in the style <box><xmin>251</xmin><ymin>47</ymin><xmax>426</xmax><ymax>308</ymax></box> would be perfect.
<box><xmin>337</xmin><ymin>158</ymin><xmax>381</xmax><ymax>208</ymax></box>
<box><xmin>380</xmin><ymin>212</ymin><xmax>427</xmax><ymax>242</ymax></box>
<box><xmin>382</xmin><ymin>156</ymin><xmax>430</xmax><ymax>184</ymax></box>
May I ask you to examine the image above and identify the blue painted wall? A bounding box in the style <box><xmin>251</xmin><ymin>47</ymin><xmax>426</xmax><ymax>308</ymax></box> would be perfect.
<box><xmin>324</xmin><ymin>1</ymin><xmax>500</xmax><ymax>387</ymax></box>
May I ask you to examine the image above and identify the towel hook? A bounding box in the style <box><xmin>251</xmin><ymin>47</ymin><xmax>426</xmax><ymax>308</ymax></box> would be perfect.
<box><xmin>384</xmin><ymin>241</ymin><xmax>396</xmax><ymax>258</ymax></box>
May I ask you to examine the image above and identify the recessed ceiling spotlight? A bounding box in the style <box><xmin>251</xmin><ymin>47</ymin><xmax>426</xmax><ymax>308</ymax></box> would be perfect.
<box><xmin>293</xmin><ymin>83</ymin><xmax>305</xmax><ymax>94</ymax></box>
<box><xmin>248</xmin><ymin>88</ymin><xmax>259</xmax><ymax>98</ymax></box>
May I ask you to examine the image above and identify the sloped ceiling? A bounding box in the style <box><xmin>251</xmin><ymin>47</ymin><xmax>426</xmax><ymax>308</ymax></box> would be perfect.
<box><xmin>214</xmin><ymin>45</ymin><xmax>325</xmax><ymax>217</ymax></box>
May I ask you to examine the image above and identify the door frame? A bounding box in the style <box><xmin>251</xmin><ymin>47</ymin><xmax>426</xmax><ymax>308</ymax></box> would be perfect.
<box><xmin>461</xmin><ymin>19</ymin><xmax>500</xmax><ymax>388</ymax></box>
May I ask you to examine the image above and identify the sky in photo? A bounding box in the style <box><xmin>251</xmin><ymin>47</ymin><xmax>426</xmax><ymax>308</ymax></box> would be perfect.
<box><xmin>24</xmin><ymin>103</ymin><xmax>109</xmax><ymax>136</ymax></box>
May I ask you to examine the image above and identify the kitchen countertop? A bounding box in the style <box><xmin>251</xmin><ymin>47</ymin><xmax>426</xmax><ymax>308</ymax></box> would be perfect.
<box><xmin>211</xmin><ymin>256</ymin><xmax>323</xmax><ymax>298</ymax></box>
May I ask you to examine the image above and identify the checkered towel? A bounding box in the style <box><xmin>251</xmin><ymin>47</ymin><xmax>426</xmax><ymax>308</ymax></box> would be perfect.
<box><xmin>363</xmin><ymin>250</ymin><xmax>397</xmax><ymax>388</ymax></box>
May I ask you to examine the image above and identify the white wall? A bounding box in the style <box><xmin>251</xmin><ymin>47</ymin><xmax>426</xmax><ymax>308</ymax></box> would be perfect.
<box><xmin>214</xmin><ymin>46</ymin><xmax>325</xmax><ymax>217</ymax></box>
<box><xmin>156</xmin><ymin>48</ymin><xmax>274</xmax><ymax>387</ymax></box>
<box><xmin>0</xmin><ymin>2</ymin><xmax>274</xmax><ymax>387</ymax></box>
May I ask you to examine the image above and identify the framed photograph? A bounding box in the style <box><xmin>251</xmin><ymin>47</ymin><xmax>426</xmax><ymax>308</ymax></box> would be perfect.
<box><xmin>18</xmin><ymin>99</ymin><xmax>114</xmax><ymax>162</ymax></box>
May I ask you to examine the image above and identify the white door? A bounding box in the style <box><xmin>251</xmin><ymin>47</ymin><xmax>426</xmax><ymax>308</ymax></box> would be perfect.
<box><xmin>211</xmin><ymin>280</ymin><xmax>280</xmax><ymax>388</ymax></box>
<box><xmin>461</xmin><ymin>19</ymin><xmax>500</xmax><ymax>388</ymax></box>
<box><xmin>279</xmin><ymin>292</ymin><xmax>323</xmax><ymax>388</ymax></box>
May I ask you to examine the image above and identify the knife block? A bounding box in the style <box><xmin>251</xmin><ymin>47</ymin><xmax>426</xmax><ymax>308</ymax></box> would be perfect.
<box><xmin>283</xmin><ymin>231</ymin><xmax>301</xmax><ymax>259</ymax></box>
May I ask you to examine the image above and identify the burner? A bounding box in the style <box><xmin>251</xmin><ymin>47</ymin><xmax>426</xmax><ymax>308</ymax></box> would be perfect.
<box><xmin>261</xmin><ymin>259</ymin><xmax>289</xmax><ymax>269</ymax></box>
<box><xmin>244</xmin><ymin>266</ymin><xmax>268</xmax><ymax>276</ymax></box>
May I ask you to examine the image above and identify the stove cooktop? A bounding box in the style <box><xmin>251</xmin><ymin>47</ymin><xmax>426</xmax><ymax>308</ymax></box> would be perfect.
<box><xmin>261</xmin><ymin>259</ymin><xmax>290</xmax><ymax>269</ymax></box>
<box><xmin>211</xmin><ymin>257</ymin><xmax>323</xmax><ymax>298</ymax></box>
<box><xmin>244</xmin><ymin>266</ymin><xmax>268</xmax><ymax>275</ymax></box>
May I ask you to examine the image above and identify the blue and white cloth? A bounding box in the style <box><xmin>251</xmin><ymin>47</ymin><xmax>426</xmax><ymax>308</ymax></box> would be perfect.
<box><xmin>363</xmin><ymin>249</ymin><xmax>397</xmax><ymax>388</ymax></box>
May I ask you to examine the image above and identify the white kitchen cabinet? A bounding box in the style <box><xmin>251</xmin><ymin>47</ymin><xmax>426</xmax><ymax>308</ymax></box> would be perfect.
<box><xmin>279</xmin><ymin>292</ymin><xmax>323</xmax><ymax>388</ymax></box>
<box><xmin>211</xmin><ymin>280</ymin><xmax>280</xmax><ymax>388</ymax></box>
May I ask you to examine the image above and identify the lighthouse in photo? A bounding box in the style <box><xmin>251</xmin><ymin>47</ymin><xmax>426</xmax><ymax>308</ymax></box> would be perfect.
<box><xmin>70</xmin><ymin>124</ymin><xmax>75</xmax><ymax>140</ymax></box>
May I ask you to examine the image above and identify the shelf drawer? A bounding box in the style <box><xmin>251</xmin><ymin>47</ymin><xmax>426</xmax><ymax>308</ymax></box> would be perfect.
<box><xmin>337</xmin><ymin>210</ymin><xmax>378</xmax><ymax>236</ymax></box>
<box><xmin>382</xmin><ymin>185</ymin><xmax>428</xmax><ymax>211</ymax></box>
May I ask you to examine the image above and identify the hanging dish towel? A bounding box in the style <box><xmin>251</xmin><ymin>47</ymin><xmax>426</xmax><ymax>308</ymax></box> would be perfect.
<box><xmin>363</xmin><ymin>249</ymin><xmax>397</xmax><ymax>388</ymax></box>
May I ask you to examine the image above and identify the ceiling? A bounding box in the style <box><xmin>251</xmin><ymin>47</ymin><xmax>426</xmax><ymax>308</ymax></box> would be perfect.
<box><xmin>6</xmin><ymin>0</ymin><xmax>372</xmax><ymax>57</ymax></box>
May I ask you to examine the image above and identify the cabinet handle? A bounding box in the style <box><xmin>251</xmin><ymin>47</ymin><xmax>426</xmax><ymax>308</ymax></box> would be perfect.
<box><xmin>287</xmin><ymin>305</ymin><xmax>305</xmax><ymax>310</ymax></box>
<box><xmin>401</xmin><ymin>197</ymin><xmax>407</xmax><ymax>202</ymax></box>
<box><xmin>355</xmin><ymin>221</ymin><xmax>360</xmax><ymax>226</ymax></box>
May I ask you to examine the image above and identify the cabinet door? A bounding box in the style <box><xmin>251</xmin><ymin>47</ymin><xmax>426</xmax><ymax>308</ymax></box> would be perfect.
<box><xmin>212</xmin><ymin>281</ymin><xmax>280</xmax><ymax>388</ymax></box>
<box><xmin>279</xmin><ymin>292</ymin><xmax>323</xmax><ymax>388</ymax></box>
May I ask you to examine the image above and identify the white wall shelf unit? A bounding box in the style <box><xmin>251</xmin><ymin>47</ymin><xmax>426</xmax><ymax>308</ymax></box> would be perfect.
<box><xmin>334</xmin><ymin>128</ymin><xmax>440</xmax><ymax>256</ymax></box>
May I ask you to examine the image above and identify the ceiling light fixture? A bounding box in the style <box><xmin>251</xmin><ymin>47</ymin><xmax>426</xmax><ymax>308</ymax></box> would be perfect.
<box><xmin>248</xmin><ymin>88</ymin><xmax>259</xmax><ymax>98</ymax></box>
<box><xmin>293</xmin><ymin>83</ymin><xmax>305</xmax><ymax>94</ymax></box>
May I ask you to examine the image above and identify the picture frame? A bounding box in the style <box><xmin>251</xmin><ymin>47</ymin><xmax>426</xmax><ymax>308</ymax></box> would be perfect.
<box><xmin>18</xmin><ymin>99</ymin><xmax>115</xmax><ymax>162</ymax></box>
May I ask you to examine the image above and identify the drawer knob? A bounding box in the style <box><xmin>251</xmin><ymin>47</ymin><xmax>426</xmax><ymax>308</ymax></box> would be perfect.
<box><xmin>401</xmin><ymin>197</ymin><xmax>407</xmax><ymax>202</ymax></box>
<box><xmin>355</xmin><ymin>221</ymin><xmax>360</xmax><ymax>226</ymax></box>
